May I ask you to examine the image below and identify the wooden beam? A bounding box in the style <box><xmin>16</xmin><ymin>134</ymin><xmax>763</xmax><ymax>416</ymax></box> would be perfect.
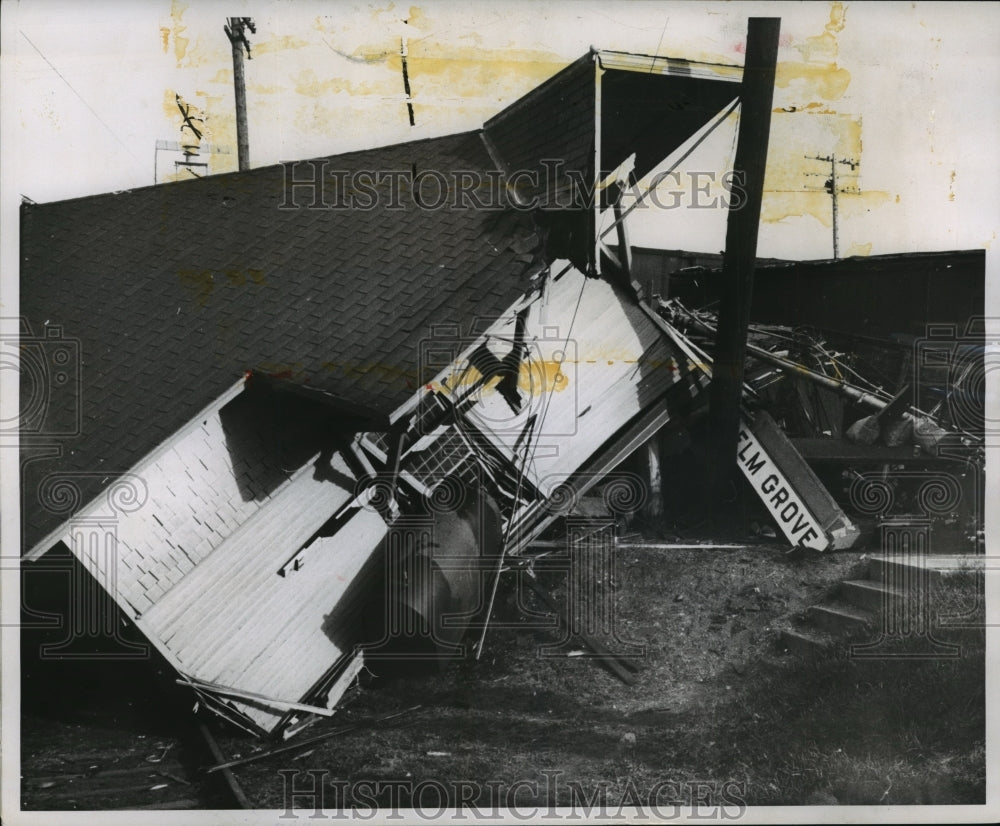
<box><xmin>707</xmin><ymin>17</ymin><xmax>781</xmax><ymax>521</ymax></box>
<box><xmin>198</xmin><ymin>722</ymin><xmax>253</xmax><ymax>809</ymax></box>
<box><xmin>175</xmin><ymin>678</ymin><xmax>337</xmax><ymax>716</ymax></box>
<box><xmin>593</xmin><ymin>53</ymin><xmax>604</xmax><ymax>276</ymax></box>
<box><xmin>206</xmin><ymin>706</ymin><xmax>422</xmax><ymax>773</ymax></box>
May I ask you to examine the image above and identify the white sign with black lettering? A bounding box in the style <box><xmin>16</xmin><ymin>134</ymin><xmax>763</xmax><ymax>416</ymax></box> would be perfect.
<box><xmin>737</xmin><ymin>423</ymin><xmax>828</xmax><ymax>551</ymax></box>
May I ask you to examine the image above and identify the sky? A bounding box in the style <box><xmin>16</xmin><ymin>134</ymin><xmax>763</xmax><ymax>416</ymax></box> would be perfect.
<box><xmin>2</xmin><ymin>0</ymin><xmax>999</xmax><ymax>262</ymax></box>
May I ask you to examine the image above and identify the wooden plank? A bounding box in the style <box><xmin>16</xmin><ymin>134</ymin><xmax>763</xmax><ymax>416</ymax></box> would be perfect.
<box><xmin>144</xmin><ymin>459</ymin><xmax>350</xmax><ymax>645</ymax></box>
<box><xmin>616</xmin><ymin>542</ymin><xmax>746</xmax><ymax>550</ymax></box>
<box><xmin>206</xmin><ymin>706</ymin><xmax>422</xmax><ymax>774</ymax></box>
<box><xmin>198</xmin><ymin>722</ymin><xmax>252</xmax><ymax>809</ymax></box>
<box><xmin>117</xmin><ymin>800</ymin><xmax>202</xmax><ymax>810</ymax></box>
<box><xmin>141</xmin><ymin>462</ymin><xmax>384</xmax><ymax>734</ymax></box>
<box><xmin>37</xmin><ymin>784</ymin><xmax>192</xmax><ymax>801</ymax></box>
<box><xmin>175</xmin><ymin>678</ymin><xmax>338</xmax><ymax>716</ymax></box>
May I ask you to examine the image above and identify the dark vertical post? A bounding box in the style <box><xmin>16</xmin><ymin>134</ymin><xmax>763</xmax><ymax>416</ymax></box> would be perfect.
<box><xmin>232</xmin><ymin>38</ymin><xmax>249</xmax><ymax>171</ymax></box>
<box><xmin>592</xmin><ymin>52</ymin><xmax>604</xmax><ymax>277</ymax></box>
<box><xmin>400</xmin><ymin>37</ymin><xmax>416</xmax><ymax>126</ymax></box>
<box><xmin>830</xmin><ymin>156</ymin><xmax>839</xmax><ymax>259</ymax></box>
<box><xmin>708</xmin><ymin>17</ymin><xmax>780</xmax><ymax>521</ymax></box>
<box><xmin>225</xmin><ymin>17</ymin><xmax>255</xmax><ymax>172</ymax></box>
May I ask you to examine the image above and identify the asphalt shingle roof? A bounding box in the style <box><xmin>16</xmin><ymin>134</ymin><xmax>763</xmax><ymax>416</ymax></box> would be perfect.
<box><xmin>20</xmin><ymin>129</ymin><xmax>542</xmax><ymax>550</ymax></box>
<box><xmin>19</xmin><ymin>49</ymin><xmax>745</xmax><ymax>552</ymax></box>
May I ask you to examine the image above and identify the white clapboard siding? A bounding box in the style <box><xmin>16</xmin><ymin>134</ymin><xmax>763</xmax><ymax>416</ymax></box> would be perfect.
<box><xmin>461</xmin><ymin>268</ymin><xmax>681</xmax><ymax>495</ymax></box>
<box><xmin>46</xmin><ymin>381</ymin><xmax>387</xmax><ymax>735</ymax></box>
<box><xmin>72</xmin><ymin>403</ymin><xmax>293</xmax><ymax>617</ymax></box>
<box><xmin>140</xmin><ymin>462</ymin><xmax>386</xmax><ymax>734</ymax></box>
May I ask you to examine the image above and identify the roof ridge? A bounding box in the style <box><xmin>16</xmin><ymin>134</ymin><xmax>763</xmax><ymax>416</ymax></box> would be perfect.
<box><xmin>21</xmin><ymin>128</ymin><xmax>487</xmax><ymax>209</ymax></box>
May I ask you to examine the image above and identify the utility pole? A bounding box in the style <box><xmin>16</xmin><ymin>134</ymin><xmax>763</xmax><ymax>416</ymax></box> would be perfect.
<box><xmin>400</xmin><ymin>36</ymin><xmax>415</xmax><ymax>126</ymax></box>
<box><xmin>708</xmin><ymin>17</ymin><xmax>781</xmax><ymax>530</ymax></box>
<box><xmin>805</xmin><ymin>154</ymin><xmax>859</xmax><ymax>259</ymax></box>
<box><xmin>827</xmin><ymin>155</ymin><xmax>839</xmax><ymax>260</ymax></box>
<box><xmin>224</xmin><ymin>17</ymin><xmax>255</xmax><ymax>172</ymax></box>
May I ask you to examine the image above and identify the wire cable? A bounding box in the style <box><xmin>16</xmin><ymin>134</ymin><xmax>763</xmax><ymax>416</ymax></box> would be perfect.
<box><xmin>475</xmin><ymin>270</ymin><xmax>589</xmax><ymax>659</ymax></box>
<box><xmin>21</xmin><ymin>31</ymin><xmax>143</xmax><ymax>166</ymax></box>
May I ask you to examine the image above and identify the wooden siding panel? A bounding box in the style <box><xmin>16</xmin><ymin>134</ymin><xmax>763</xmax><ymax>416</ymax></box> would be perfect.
<box><xmin>458</xmin><ymin>268</ymin><xmax>679</xmax><ymax>496</ymax></box>
<box><xmin>89</xmin><ymin>399</ymin><xmax>297</xmax><ymax>616</ymax></box>
<box><xmin>140</xmin><ymin>470</ymin><xmax>383</xmax><ymax>734</ymax></box>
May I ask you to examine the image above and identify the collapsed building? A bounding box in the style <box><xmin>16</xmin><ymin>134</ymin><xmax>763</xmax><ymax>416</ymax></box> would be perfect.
<box><xmin>19</xmin><ymin>37</ymin><xmax>984</xmax><ymax>742</ymax></box>
<box><xmin>656</xmin><ymin>250</ymin><xmax>985</xmax><ymax>549</ymax></box>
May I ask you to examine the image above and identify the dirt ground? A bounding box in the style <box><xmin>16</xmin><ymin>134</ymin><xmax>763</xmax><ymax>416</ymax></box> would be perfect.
<box><xmin>21</xmin><ymin>538</ymin><xmax>983</xmax><ymax>812</ymax></box>
<box><xmin>217</xmin><ymin>542</ymin><xmax>872</xmax><ymax>810</ymax></box>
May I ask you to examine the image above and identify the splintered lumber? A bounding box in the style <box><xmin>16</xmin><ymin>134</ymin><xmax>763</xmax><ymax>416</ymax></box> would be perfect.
<box><xmin>673</xmin><ymin>305</ymin><xmax>978</xmax><ymax>446</ymax></box>
<box><xmin>681</xmin><ymin>309</ymin><xmax>891</xmax><ymax>411</ymax></box>
<box><xmin>747</xmin><ymin>341</ymin><xmax>890</xmax><ymax>410</ymax></box>
<box><xmin>846</xmin><ymin>385</ymin><xmax>911</xmax><ymax>445</ymax></box>
<box><xmin>175</xmin><ymin>677</ymin><xmax>337</xmax><ymax>716</ymax></box>
<box><xmin>206</xmin><ymin>706</ymin><xmax>423</xmax><ymax>773</ymax></box>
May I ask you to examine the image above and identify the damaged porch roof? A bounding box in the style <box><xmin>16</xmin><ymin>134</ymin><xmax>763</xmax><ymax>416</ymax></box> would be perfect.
<box><xmin>19</xmin><ymin>48</ymin><xmax>744</xmax><ymax>552</ymax></box>
<box><xmin>483</xmin><ymin>49</ymin><xmax>741</xmax><ymax>201</ymax></box>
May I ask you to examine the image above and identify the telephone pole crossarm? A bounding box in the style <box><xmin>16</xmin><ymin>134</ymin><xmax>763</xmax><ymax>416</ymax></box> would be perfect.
<box><xmin>804</xmin><ymin>154</ymin><xmax>859</xmax><ymax>259</ymax></box>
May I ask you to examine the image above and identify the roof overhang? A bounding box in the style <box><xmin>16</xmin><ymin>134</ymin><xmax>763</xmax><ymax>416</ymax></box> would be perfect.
<box><xmin>22</xmin><ymin>377</ymin><xmax>248</xmax><ymax>561</ymax></box>
<box><xmin>595</xmin><ymin>49</ymin><xmax>743</xmax><ymax>82</ymax></box>
<box><xmin>482</xmin><ymin>48</ymin><xmax>744</xmax><ymax>275</ymax></box>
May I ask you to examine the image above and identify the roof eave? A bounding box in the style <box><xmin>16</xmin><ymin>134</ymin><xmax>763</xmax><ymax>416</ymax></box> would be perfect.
<box><xmin>596</xmin><ymin>49</ymin><xmax>743</xmax><ymax>82</ymax></box>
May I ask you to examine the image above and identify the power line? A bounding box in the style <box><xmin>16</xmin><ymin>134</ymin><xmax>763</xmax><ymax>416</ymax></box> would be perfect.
<box><xmin>650</xmin><ymin>16</ymin><xmax>669</xmax><ymax>73</ymax></box>
<box><xmin>20</xmin><ymin>30</ymin><xmax>143</xmax><ymax>166</ymax></box>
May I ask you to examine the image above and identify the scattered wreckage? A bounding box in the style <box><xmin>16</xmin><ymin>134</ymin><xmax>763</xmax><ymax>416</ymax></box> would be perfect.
<box><xmin>19</xmin><ymin>38</ymin><xmax>983</xmax><ymax>747</ymax></box>
<box><xmin>24</xmin><ymin>254</ymin><xmax>921</xmax><ymax>739</ymax></box>
<box><xmin>21</xmin><ymin>44</ymin><xmax>757</xmax><ymax>739</ymax></box>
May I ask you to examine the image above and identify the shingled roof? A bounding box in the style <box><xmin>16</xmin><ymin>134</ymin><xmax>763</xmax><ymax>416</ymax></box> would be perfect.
<box><xmin>20</xmin><ymin>129</ymin><xmax>542</xmax><ymax>551</ymax></box>
<box><xmin>19</xmin><ymin>48</ymin><xmax>745</xmax><ymax>553</ymax></box>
